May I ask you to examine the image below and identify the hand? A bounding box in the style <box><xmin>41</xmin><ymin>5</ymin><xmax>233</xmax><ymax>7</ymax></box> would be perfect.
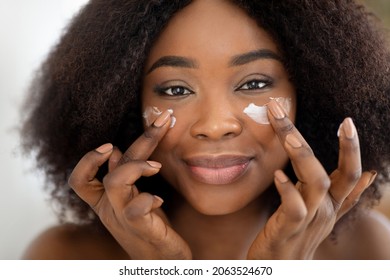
<box><xmin>247</xmin><ymin>100</ymin><xmax>376</xmax><ymax>259</ymax></box>
<box><xmin>68</xmin><ymin>110</ymin><xmax>191</xmax><ymax>259</ymax></box>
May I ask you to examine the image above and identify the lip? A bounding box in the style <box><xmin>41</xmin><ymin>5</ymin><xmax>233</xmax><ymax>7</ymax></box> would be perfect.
<box><xmin>183</xmin><ymin>155</ymin><xmax>252</xmax><ymax>185</ymax></box>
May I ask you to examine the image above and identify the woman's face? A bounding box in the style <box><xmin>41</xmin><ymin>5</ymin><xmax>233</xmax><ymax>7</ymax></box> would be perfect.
<box><xmin>142</xmin><ymin>0</ymin><xmax>296</xmax><ymax>215</ymax></box>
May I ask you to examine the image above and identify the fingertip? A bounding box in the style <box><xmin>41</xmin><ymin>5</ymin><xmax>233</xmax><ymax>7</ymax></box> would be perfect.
<box><xmin>338</xmin><ymin>117</ymin><xmax>357</xmax><ymax>140</ymax></box>
<box><xmin>274</xmin><ymin>170</ymin><xmax>294</xmax><ymax>198</ymax></box>
<box><xmin>108</xmin><ymin>146</ymin><xmax>122</xmax><ymax>171</ymax></box>
<box><xmin>152</xmin><ymin>195</ymin><xmax>164</xmax><ymax>209</ymax></box>
<box><xmin>153</xmin><ymin>110</ymin><xmax>173</xmax><ymax>128</ymax></box>
<box><xmin>141</xmin><ymin>161</ymin><xmax>162</xmax><ymax>177</ymax></box>
<box><xmin>367</xmin><ymin>170</ymin><xmax>378</xmax><ymax>187</ymax></box>
<box><xmin>146</xmin><ymin>160</ymin><xmax>162</xmax><ymax>169</ymax></box>
<box><xmin>274</xmin><ymin>170</ymin><xmax>289</xmax><ymax>184</ymax></box>
<box><xmin>95</xmin><ymin>143</ymin><xmax>113</xmax><ymax>154</ymax></box>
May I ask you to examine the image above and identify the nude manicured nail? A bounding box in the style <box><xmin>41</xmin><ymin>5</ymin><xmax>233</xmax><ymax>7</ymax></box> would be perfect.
<box><xmin>275</xmin><ymin>170</ymin><xmax>289</xmax><ymax>184</ymax></box>
<box><xmin>154</xmin><ymin>195</ymin><xmax>164</xmax><ymax>203</ymax></box>
<box><xmin>337</xmin><ymin>123</ymin><xmax>343</xmax><ymax>138</ymax></box>
<box><xmin>153</xmin><ymin>110</ymin><xmax>172</xmax><ymax>128</ymax></box>
<box><xmin>147</xmin><ymin>160</ymin><xmax>162</xmax><ymax>169</ymax></box>
<box><xmin>95</xmin><ymin>143</ymin><xmax>113</xmax><ymax>154</ymax></box>
<box><xmin>343</xmin><ymin>117</ymin><xmax>356</xmax><ymax>139</ymax></box>
<box><xmin>367</xmin><ymin>170</ymin><xmax>378</xmax><ymax>186</ymax></box>
<box><xmin>268</xmin><ymin>100</ymin><xmax>286</xmax><ymax>119</ymax></box>
<box><xmin>285</xmin><ymin>134</ymin><xmax>302</xmax><ymax>148</ymax></box>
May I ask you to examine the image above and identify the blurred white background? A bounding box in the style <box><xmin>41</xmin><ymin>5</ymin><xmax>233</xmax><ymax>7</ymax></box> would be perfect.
<box><xmin>0</xmin><ymin>0</ymin><xmax>89</xmax><ymax>259</ymax></box>
<box><xmin>0</xmin><ymin>0</ymin><xmax>389</xmax><ymax>260</ymax></box>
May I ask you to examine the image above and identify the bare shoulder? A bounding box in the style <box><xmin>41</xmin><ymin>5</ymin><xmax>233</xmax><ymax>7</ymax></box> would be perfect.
<box><xmin>22</xmin><ymin>223</ymin><xmax>128</xmax><ymax>260</ymax></box>
<box><xmin>316</xmin><ymin>210</ymin><xmax>390</xmax><ymax>259</ymax></box>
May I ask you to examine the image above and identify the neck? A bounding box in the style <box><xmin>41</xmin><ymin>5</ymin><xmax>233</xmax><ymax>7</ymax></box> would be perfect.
<box><xmin>168</xmin><ymin>194</ymin><xmax>272</xmax><ymax>259</ymax></box>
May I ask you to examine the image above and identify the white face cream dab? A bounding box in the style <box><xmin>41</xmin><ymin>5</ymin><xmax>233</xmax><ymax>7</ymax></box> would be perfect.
<box><xmin>243</xmin><ymin>97</ymin><xmax>292</xmax><ymax>125</ymax></box>
<box><xmin>143</xmin><ymin>106</ymin><xmax>176</xmax><ymax>128</ymax></box>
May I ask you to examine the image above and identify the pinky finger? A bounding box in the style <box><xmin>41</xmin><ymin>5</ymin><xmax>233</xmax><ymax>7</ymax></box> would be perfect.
<box><xmin>337</xmin><ymin>171</ymin><xmax>377</xmax><ymax>219</ymax></box>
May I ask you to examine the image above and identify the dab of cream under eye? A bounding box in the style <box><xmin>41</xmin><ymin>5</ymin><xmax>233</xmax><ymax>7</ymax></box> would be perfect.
<box><xmin>243</xmin><ymin>97</ymin><xmax>291</xmax><ymax>125</ymax></box>
<box><xmin>143</xmin><ymin>106</ymin><xmax>176</xmax><ymax>128</ymax></box>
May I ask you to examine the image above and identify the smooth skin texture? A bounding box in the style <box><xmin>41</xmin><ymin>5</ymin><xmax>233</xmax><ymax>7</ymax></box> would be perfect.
<box><xmin>23</xmin><ymin>0</ymin><xmax>390</xmax><ymax>260</ymax></box>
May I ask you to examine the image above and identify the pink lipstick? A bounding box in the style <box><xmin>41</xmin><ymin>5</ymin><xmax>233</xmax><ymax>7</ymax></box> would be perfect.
<box><xmin>184</xmin><ymin>155</ymin><xmax>251</xmax><ymax>185</ymax></box>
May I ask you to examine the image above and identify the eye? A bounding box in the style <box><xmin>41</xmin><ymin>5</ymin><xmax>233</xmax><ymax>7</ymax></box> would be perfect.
<box><xmin>236</xmin><ymin>79</ymin><xmax>271</xmax><ymax>91</ymax></box>
<box><xmin>154</xmin><ymin>85</ymin><xmax>194</xmax><ymax>96</ymax></box>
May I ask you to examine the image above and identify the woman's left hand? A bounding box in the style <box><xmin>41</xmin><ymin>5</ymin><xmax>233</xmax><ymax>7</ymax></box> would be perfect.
<box><xmin>247</xmin><ymin>100</ymin><xmax>376</xmax><ymax>259</ymax></box>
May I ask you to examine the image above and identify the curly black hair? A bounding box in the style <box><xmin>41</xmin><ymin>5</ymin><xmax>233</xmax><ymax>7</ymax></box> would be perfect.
<box><xmin>21</xmin><ymin>0</ymin><xmax>390</xmax><ymax>225</ymax></box>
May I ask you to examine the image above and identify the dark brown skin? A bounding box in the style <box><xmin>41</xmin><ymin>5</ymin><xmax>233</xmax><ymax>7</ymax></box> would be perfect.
<box><xmin>23</xmin><ymin>0</ymin><xmax>390</xmax><ymax>260</ymax></box>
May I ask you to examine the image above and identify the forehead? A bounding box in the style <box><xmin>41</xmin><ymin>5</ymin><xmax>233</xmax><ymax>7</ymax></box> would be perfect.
<box><xmin>146</xmin><ymin>0</ymin><xmax>279</xmax><ymax>65</ymax></box>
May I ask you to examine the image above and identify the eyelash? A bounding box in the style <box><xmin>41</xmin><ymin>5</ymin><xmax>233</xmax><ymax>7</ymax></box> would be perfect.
<box><xmin>236</xmin><ymin>78</ymin><xmax>273</xmax><ymax>92</ymax></box>
<box><xmin>154</xmin><ymin>85</ymin><xmax>194</xmax><ymax>96</ymax></box>
<box><xmin>153</xmin><ymin>78</ymin><xmax>273</xmax><ymax>96</ymax></box>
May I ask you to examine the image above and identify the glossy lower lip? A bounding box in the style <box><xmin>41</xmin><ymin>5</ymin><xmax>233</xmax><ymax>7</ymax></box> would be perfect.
<box><xmin>184</xmin><ymin>156</ymin><xmax>251</xmax><ymax>185</ymax></box>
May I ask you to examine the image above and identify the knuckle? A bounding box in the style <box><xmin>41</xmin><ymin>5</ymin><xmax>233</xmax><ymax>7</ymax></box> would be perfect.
<box><xmin>278</xmin><ymin>123</ymin><xmax>295</xmax><ymax>134</ymax></box>
<box><xmin>313</xmin><ymin>175</ymin><xmax>331</xmax><ymax>191</ymax></box>
<box><xmin>124</xmin><ymin>204</ymin><xmax>145</xmax><ymax>221</ymax></box>
<box><xmin>67</xmin><ymin>171</ymin><xmax>87</xmax><ymax>189</ymax></box>
<box><xmin>124</xmin><ymin>193</ymin><xmax>153</xmax><ymax>221</ymax></box>
<box><xmin>67</xmin><ymin>174</ymin><xmax>77</xmax><ymax>188</ymax></box>
<box><xmin>296</xmin><ymin>145</ymin><xmax>314</xmax><ymax>158</ymax></box>
<box><xmin>142</xmin><ymin>129</ymin><xmax>159</xmax><ymax>145</ymax></box>
<box><xmin>345</xmin><ymin>168</ymin><xmax>362</xmax><ymax>183</ymax></box>
<box><xmin>102</xmin><ymin>172</ymin><xmax>117</xmax><ymax>189</ymax></box>
<box><xmin>289</xmin><ymin>207</ymin><xmax>308</xmax><ymax>223</ymax></box>
<box><xmin>120</xmin><ymin>151</ymin><xmax>136</xmax><ymax>165</ymax></box>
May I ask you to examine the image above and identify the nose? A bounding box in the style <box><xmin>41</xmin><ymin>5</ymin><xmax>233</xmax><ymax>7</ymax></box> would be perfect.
<box><xmin>190</xmin><ymin>99</ymin><xmax>243</xmax><ymax>140</ymax></box>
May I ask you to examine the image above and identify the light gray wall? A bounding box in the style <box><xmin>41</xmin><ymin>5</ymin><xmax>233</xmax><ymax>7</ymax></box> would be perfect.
<box><xmin>0</xmin><ymin>0</ymin><xmax>89</xmax><ymax>259</ymax></box>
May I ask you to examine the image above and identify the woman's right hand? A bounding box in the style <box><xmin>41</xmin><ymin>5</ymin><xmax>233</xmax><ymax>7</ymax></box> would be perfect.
<box><xmin>68</xmin><ymin>110</ymin><xmax>192</xmax><ymax>259</ymax></box>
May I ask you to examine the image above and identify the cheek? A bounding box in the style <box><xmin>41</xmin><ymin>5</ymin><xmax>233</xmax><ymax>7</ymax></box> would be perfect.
<box><xmin>247</xmin><ymin>122</ymin><xmax>289</xmax><ymax>168</ymax></box>
<box><xmin>149</xmin><ymin>108</ymin><xmax>188</xmax><ymax>159</ymax></box>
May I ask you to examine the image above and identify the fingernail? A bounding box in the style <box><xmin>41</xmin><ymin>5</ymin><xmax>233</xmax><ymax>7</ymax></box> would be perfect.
<box><xmin>143</xmin><ymin>106</ymin><xmax>162</xmax><ymax>127</ymax></box>
<box><xmin>275</xmin><ymin>170</ymin><xmax>289</xmax><ymax>183</ymax></box>
<box><xmin>95</xmin><ymin>143</ymin><xmax>113</xmax><ymax>154</ymax></box>
<box><xmin>343</xmin><ymin>118</ymin><xmax>356</xmax><ymax>140</ymax></box>
<box><xmin>285</xmin><ymin>134</ymin><xmax>302</xmax><ymax>148</ymax></box>
<box><xmin>167</xmin><ymin>109</ymin><xmax>176</xmax><ymax>128</ymax></box>
<box><xmin>268</xmin><ymin>100</ymin><xmax>286</xmax><ymax>119</ymax></box>
<box><xmin>146</xmin><ymin>160</ymin><xmax>162</xmax><ymax>169</ymax></box>
<box><xmin>367</xmin><ymin>170</ymin><xmax>378</xmax><ymax>186</ymax></box>
<box><xmin>154</xmin><ymin>195</ymin><xmax>164</xmax><ymax>203</ymax></box>
<box><xmin>337</xmin><ymin>124</ymin><xmax>343</xmax><ymax>138</ymax></box>
<box><xmin>153</xmin><ymin>110</ymin><xmax>172</xmax><ymax>128</ymax></box>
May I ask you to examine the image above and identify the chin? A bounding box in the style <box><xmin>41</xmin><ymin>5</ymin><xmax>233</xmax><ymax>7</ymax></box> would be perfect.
<box><xmin>179</xmin><ymin>181</ymin><xmax>265</xmax><ymax>216</ymax></box>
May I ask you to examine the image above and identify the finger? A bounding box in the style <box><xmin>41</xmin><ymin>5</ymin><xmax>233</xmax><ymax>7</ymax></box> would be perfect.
<box><xmin>329</xmin><ymin>118</ymin><xmax>362</xmax><ymax>204</ymax></box>
<box><xmin>68</xmin><ymin>143</ymin><xmax>113</xmax><ymax>207</ymax></box>
<box><xmin>103</xmin><ymin>160</ymin><xmax>161</xmax><ymax>211</ymax></box>
<box><xmin>108</xmin><ymin>146</ymin><xmax>123</xmax><ymax>172</ymax></box>
<box><xmin>268</xmin><ymin>100</ymin><xmax>330</xmax><ymax>215</ymax></box>
<box><xmin>119</xmin><ymin>110</ymin><xmax>173</xmax><ymax>165</ymax></box>
<box><xmin>124</xmin><ymin>193</ymin><xmax>163</xmax><ymax>224</ymax></box>
<box><xmin>337</xmin><ymin>171</ymin><xmax>377</xmax><ymax>219</ymax></box>
<box><xmin>272</xmin><ymin>170</ymin><xmax>307</xmax><ymax>236</ymax></box>
<box><xmin>123</xmin><ymin>194</ymin><xmax>192</xmax><ymax>259</ymax></box>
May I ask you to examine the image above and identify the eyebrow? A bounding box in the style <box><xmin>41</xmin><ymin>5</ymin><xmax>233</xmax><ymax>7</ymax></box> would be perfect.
<box><xmin>146</xmin><ymin>56</ymin><xmax>197</xmax><ymax>74</ymax></box>
<box><xmin>229</xmin><ymin>49</ymin><xmax>283</xmax><ymax>66</ymax></box>
<box><xmin>146</xmin><ymin>49</ymin><xmax>283</xmax><ymax>74</ymax></box>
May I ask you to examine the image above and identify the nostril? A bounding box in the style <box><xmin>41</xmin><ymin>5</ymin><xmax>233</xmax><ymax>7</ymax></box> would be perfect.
<box><xmin>195</xmin><ymin>133</ymin><xmax>208</xmax><ymax>140</ymax></box>
<box><xmin>190</xmin><ymin>111</ymin><xmax>243</xmax><ymax>140</ymax></box>
<box><xmin>224</xmin><ymin>132</ymin><xmax>237</xmax><ymax>138</ymax></box>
